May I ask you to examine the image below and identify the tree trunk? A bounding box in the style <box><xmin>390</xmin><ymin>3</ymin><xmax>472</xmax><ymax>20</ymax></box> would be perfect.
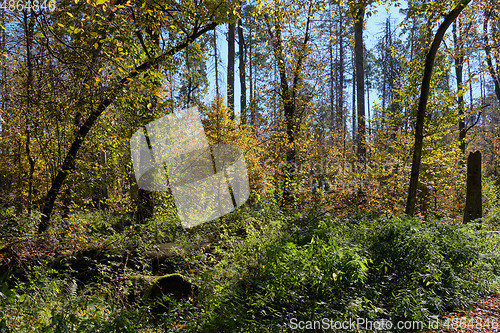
<box><xmin>329</xmin><ymin>4</ymin><xmax>334</xmax><ymax>134</ymax></box>
<box><xmin>214</xmin><ymin>29</ymin><xmax>219</xmax><ymax>100</ymax></box>
<box><xmin>0</xmin><ymin>9</ymin><xmax>6</xmax><ymax>156</ymax></box>
<box><xmin>405</xmin><ymin>0</ymin><xmax>471</xmax><ymax>216</ymax></box>
<box><xmin>227</xmin><ymin>22</ymin><xmax>235</xmax><ymax>118</ymax></box>
<box><xmin>484</xmin><ymin>12</ymin><xmax>500</xmax><ymax>103</ymax></box>
<box><xmin>337</xmin><ymin>6</ymin><xmax>344</xmax><ymax>130</ymax></box>
<box><xmin>92</xmin><ymin>151</ymin><xmax>109</xmax><ymax>210</ymax></box>
<box><xmin>354</xmin><ymin>7</ymin><xmax>366</xmax><ymax>160</ymax></box>
<box><xmin>352</xmin><ymin>51</ymin><xmax>356</xmax><ymax>143</ymax></box>
<box><xmin>249</xmin><ymin>23</ymin><xmax>255</xmax><ymax>126</ymax></box>
<box><xmin>23</xmin><ymin>9</ymin><xmax>35</xmax><ymax>215</ymax></box>
<box><xmin>137</xmin><ymin>188</ymin><xmax>154</xmax><ymax>222</ymax></box>
<box><xmin>367</xmin><ymin>86</ymin><xmax>370</xmax><ymax>138</ymax></box>
<box><xmin>453</xmin><ymin>20</ymin><xmax>466</xmax><ymax>155</ymax></box>
<box><xmin>463</xmin><ymin>151</ymin><xmax>482</xmax><ymax>223</ymax></box>
<box><xmin>238</xmin><ymin>18</ymin><xmax>246</xmax><ymax>125</ymax></box>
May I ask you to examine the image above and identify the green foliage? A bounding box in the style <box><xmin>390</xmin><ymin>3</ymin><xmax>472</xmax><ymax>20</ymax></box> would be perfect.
<box><xmin>0</xmin><ymin>207</ymin><xmax>40</xmax><ymax>237</ymax></box>
<box><xmin>1</xmin><ymin>204</ymin><xmax>500</xmax><ymax>332</ymax></box>
<box><xmin>191</xmin><ymin>211</ymin><xmax>500</xmax><ymax>332</ymax></box>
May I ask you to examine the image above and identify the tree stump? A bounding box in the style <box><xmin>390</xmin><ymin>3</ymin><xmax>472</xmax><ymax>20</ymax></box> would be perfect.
<box><xmin>464</xmin><ymin>151</ymin><xmax>482</xmax><ymax>223</ymax></box>
<box><xmin>144</xmin><ymin>273</ymin><xmax>198</xmax><ymax>312</ymax></box>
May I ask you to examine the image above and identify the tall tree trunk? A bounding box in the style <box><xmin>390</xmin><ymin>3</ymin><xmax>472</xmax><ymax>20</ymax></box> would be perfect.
<box><xmin>185</xmin><ymin>48</ymin><xmax>193</xmax><ymax>107</ymax></box>
<box><xmin>238</xmin><ymin>18</ymin><xmax>247</xmax><ymax>125</ymax></box>
<box><xmin>329</xmin><ymin>3</ymin><xmax>335</xmax><ymax>134</ymax></box>
<box><xmin>354</xmin><ymin>7</ymin><xmax>366</xmax><ymax>160</ymax></box>
<box><xmin>249</xmin><ymin>23</ymin><xmax>255</xmax><ymax>126</ymax></box>
<box><xmin>367</xmin><ymin>86</ymin><xmax>370</xmax><ymax>138</ymax></box>
<box><xmin>23</xmin><ymin>9</ymin><xmax>35</xmax><ymax>215</ymax></box>
<box><xmin>453</xmin><ymin>20</ymin><xmax>466</xmax><ymax>155</ymax></box>
<box><xmin>352</xmin><ymin>50</ymin><xmax>356</xmax><ymax>143</ymax></box>
<box><xmin>337</xmin><ymin>7</ymin><xmax>344</xmax><ymax>130</ymax></box>
<box><xmin>405</xmin><ymin>0</ymin><xmax>471</xmax><ymax>216</ymax></box>
<box><xmin>484</xmin><ymin>11</ymin><xmax>500</xmax><ymax>103</ymax></box>
<box><xmin>214</xmin><ymin>29</ymin><xmax>219</xmax><ymax>102</ymax></box>
<box><xmin>0</xmin><ymin>9</ymin><xmax>5</xmax><ymax>156</ymax></box>
<box><xmin>227</xmin><ymin>22</ymin><xmax>235</xmax><ymax>118</ymax></box>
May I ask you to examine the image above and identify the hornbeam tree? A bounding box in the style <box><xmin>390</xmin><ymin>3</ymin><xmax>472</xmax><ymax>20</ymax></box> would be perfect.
<box><xmin>257</xmin><ymin>0</ymin><xmax>322</xmax><ymax>206</ymax></box>
<box><xmin>38</xmin><ymin>0</ymin><xmax>237</xmax><ymax>232</ymax></box>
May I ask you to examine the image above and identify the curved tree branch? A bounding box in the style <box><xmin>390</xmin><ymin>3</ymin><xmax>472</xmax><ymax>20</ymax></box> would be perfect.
<box><xmin>405</xmin><ymin>0</ymin><xmax>471</xmax><ymax>216</ymax></box>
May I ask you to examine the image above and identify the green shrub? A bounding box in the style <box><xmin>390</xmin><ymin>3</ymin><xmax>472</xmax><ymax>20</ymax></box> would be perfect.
<box><xmin>194</xmin><ymin>213</ymin><xmax>500</xmax><ymax>332</ymax></box>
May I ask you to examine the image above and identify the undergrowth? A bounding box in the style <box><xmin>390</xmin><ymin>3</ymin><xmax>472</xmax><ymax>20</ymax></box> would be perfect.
<box><xmin>0</xmin><ymin>203</ymin><xmax>499</xmax><ymax>332</ymax></box>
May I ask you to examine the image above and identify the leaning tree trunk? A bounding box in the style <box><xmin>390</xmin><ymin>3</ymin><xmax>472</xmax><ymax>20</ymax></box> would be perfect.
<box><xmin>38</xmin><ymin>23</ymin><xmax>218</xmax><ymax>233</ymax></box>
<box><xmin>405</xmin><ymin>0</ymin><xmax>471</xmax><ymax>216</ymax></box>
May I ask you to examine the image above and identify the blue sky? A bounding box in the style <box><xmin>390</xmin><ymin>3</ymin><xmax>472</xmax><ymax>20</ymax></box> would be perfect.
<box><xmin>206</xmin><ymin>3</ymin><xmax>405</xmax><ymax>121</ymax></box>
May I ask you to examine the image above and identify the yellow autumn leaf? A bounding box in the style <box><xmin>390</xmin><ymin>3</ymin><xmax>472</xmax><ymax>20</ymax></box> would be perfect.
<box><xmin>147</xmin><ymin>103</ymin><xmax>152</xmax><ymax>109</ymax></box>
<box><xmin>94</xmin><ymin>42</ymin><xmax>98</xmax><ymax>49</ymax></box>
<box><xmin>95</xmin><ymin>76</ymin><xmax>101</xmax><ymax>82</ymax></box>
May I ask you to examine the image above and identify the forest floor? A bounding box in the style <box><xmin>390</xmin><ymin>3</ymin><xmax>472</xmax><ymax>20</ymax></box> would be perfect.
<box><xmin>429</xmin><ymin>294</ymin><xmax>500</xmax><ymax>332</ymax></box>
<box><xmin>1</xmin><ymin>209</ymin><xmax>500</xmax><ymax>332</ymax></box>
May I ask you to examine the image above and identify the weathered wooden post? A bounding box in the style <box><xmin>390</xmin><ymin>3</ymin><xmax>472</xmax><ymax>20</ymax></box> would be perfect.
<box><xmin>463</xmin><ymin>151</ymin><xmax>482</xmax><ymax>223</ymax></box>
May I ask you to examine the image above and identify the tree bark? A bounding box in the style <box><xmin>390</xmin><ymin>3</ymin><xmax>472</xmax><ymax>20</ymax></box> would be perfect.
<box><xmin>484</xmin><ymin>12</ymin><xmax>500</xmax><ymax>103</ymax></box>
<box><xmin>405</xmin><ymin>0</ymin><xmax>471</xmax><ymax>216</ymax></box>
<box><xmin>354</xmin><ymin>6</ymin><xmax>366</xmax><ymax>160</ymax></box>
<box><xmin>329</xmin><ymin>3</ymin><xmax>334</xmax><ymax>134</ymax></box>
<box><xmin>214</xmin><ymin>29</ymin><xmax>219</xmax><ymax>100</ymax></box>
<box><xmin>238</xmin><ymin>18</ymin><xmax>247</xmax><ymax>125</ymax></box>
<box><xmin>249</xmin><ymin>23</ymin><xmax>255</xmax><ymax>126</ymax></box>
<box><xmin>352</xmin><ymin>51</ymin><xmax>356</xmax><ymax>143</ymax></box>
<box><xmin>337</xmin><ymin>7</ymin><xmax>344</xmax><ymax>131</ymax></box>
<box><xmin>463</xmin><ymin>151</ymin><xmax>482</xmax><ymax>223</ymax></box>
<box><xmin>38</xmin><ymin>23</ymin><xmax>218</xmax><ymax>232</ymax></box>
<box><xmin>227</xmin><ymin>22</ymin><xmax>235</xmax><ymax>118</ymax></box>
<box><xmin>23</xmin><ymin>9</ymin><xmax>35</xmax><ymax>215</ymax></box>
<box><xmin>453</xmin><ymin>20</ymin><xmax>466</xmax><ymax>155</ymax></box>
